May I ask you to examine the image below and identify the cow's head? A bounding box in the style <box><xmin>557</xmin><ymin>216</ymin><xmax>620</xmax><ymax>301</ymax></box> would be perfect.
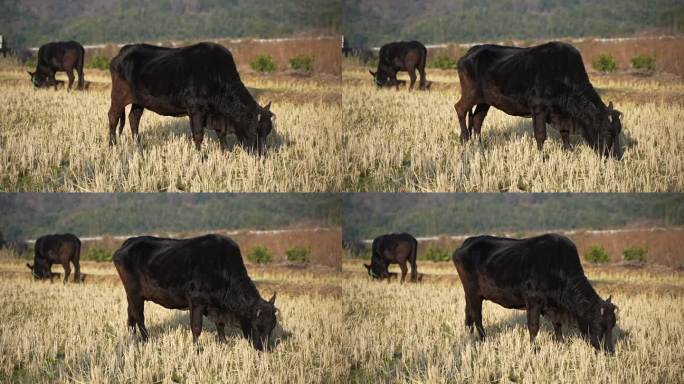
<box><xmin>594</xmin><ymin>102</ymin><xmax>623</xmax><ymax>159</ymax></box>
<box><xmin>255</xmin><ymin>102</ymin><xmax>275</xmax><ymax>156</ymax></box>
<box><xmin>369</xmin><ymin>69</ymin><xmax>390</xmax><ymax>87</ymax></box>
<box><xmin>364</xmin><ymin>260</ymin><xmax>388</xmax><ymax>280</ymax></box>
<box><xmin>588</xmin><ymin>295</ymin><xmax>618</xmax><ymax>354</ymax></box>
<box><xmin>246</xmin><ymin>292</ymin><xmax>278</xmax><ymax>351</ymax></box>
<box><xmin>26</xmin><ymin>260</ymin><xmax>52</xmax><ymax>280</ymax></box>
<box><xmin>27</xmin><ymin>70</ymin><xmax>53</xmax><ymax>88</ymax></box>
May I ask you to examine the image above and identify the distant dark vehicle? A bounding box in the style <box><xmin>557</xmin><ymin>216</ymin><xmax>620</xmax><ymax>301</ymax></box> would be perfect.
<box><xmin>455</xmin><ymin>42</ymin><xmax>622</xmax><ymax>158</ymax></box>
<box><xmin>452</xmin><ymin>234</ymin><xmax>617</xmax><ymax>353</ymax></box>
<box><xmin>370</xmin><ymin>41</ymin><xmax>428</xmax><ymax>90</ymax></box>
<box><xmin>26</xmin><ymin>233</ymin><xmax>81</xmax><ymax>283</ymax></box>
<box><xmin>28</xmin><ymin>41</ymin><xmax>85</xmax><ymax>91</ymax></box>
<box><xmin>112</xmin><ymin>234</ymin><xmax>278</xmax><ymax>351</ymax></box>
<box><xmin>364</xmin><ymin>233</ymin><xmax>418</xmax><ymax>282</ymax></box>
<box><xmin>108</xmin><ymin>43</ymin><xmax>274</xmax><ymax>154</ymax></box>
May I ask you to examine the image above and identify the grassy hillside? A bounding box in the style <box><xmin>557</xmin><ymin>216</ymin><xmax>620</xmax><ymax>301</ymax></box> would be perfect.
<box><xmin>0</xmin><ymin>194</ymin><xmax>341</xmax><ymax>240</ymax></box>
<box><xmin>343</xmin><ymin>0</ymin><xmax>684</xmax><ymax>46</ymax></box>
<box><xmin>2</xmin><ymin>0</ymin><xmax>341</xmax><ymax>47</ymax></box>
<box><xmin>342</xmin><ymin>194</ymin><xmax>684</xmax><ymax>241</ymax></box>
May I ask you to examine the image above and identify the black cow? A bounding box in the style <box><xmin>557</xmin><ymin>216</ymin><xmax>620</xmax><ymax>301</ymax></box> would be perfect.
<box><xmin>112</xmin><ymin>234</ymin><xmax>278</xmax><ymax>351</ymax></box>
<box><xmin>108</xmin><ymin>43</ymin><xmax>274</xmax><ymax>154</ymax></box>
<box><xmin>26</xmin><ymin>233</ymin><xmax>81</xmax><ymax>283</ymax></box>
<box><xmin>28</xmin><ymin>41</ymin><xmax>85</xmax><ymax>90</ymax></box>
<box><xmin>452</xmin><ymin>234</ymin><xmax>617</xmax><ymax>353</ymax></box>
<box><xmin>455</xmin><ymin>42</ymin><xmax>623</xmax><ymax>158</ymax></box>
<box><xmin>364</xmin><ymin>233</ymin><xmax>418</xmax><ymax>283</ymax></box>
<box><xmin>370</xmin><ymin>41</ymin><xmax>428</xmax><ymax>90</ymax></box>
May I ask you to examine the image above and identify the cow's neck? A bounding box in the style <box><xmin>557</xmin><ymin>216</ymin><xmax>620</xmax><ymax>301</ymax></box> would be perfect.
<box><xmin>214</xmin><ymin>275</ymin><xmax>262</xmax><ymax>317</ymax></box>
<box><xmin>562</xmin><ymin>275</ymin><xmax>602</xmax><ymax>322</ymax></box>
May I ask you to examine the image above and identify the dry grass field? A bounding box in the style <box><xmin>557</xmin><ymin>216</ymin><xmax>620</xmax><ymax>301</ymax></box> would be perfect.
<box><xmin>0</xmin><ymin>255</ymin><xmax>347</xmax><ymax>383</ymax></box>
<box><xmin>342</xmin><ymin>65</ymin><xmax>684</xmax><ymax>192</ymax></box>
<box><xmin>343</xmin><ymin>259</ymin><xmax>684</xmax><ymax>383</ymax></box>
<box><xmin>0</xmin><ymin>62</ymin><xmax>342</xmax><ymax>192</ymax></box>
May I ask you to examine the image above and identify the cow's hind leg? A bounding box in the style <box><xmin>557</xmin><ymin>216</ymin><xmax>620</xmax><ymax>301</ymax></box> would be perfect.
<box><xmin>73</xmin><ymin>259</ymin><xmax>81</xmax><ymax>283</ymax></box>
<box><xmin>468</xmin><ymin>296</ymin><xmax>485</xmax><ymax>340</ymax></box>
<box><xmin>407</xmin><ymin>67</ymin><xmax>417</xmax><ymax>91</ymax></box>
<box><xmin>410</xmin><ymin>259</ymin><xmax>418</xmax><ymax>283</ymax></box>
<box><xmin>66</xmin><ymin>69</ymin><xmax>75</xmax><ymax>91</ymax></box>
<box><xmin>471</xmin><ymin>104</ymin><xmax>490</xmax><ymax>141</ymax></box>
<box><xmin>127</xmin><ymin>294</ymin><xmax>148</xmax><ymax>341</ymax></box>
<box><xmin>62</xmin><ymin>262</ymin><xmax>71</xmax><ymax>284</ymax></box>
<box><xmin>455</xmin><ymin>99</ymin><xmax>474</xmax><ymax>144</ymax></box>
<box><xmin>128</xmin><ymin>105</ymin><xmax>144</xmax><ymax>143</ymax></box>
<box><xmin>108</xmin><ymin>103</ymin><xmax>126</xmax><ymax>146</ymax></box>
<box><xmin>398</xmin><ymin>262</ymin><xmax>408</xmax><ymax>283</ymax></box>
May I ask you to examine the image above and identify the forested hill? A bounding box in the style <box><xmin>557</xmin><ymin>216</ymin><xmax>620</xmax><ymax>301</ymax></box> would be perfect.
<box><xmin>0</xmin><ymin>194</ymin><xmax>341</xmax><ymax>240</ymax></box>
<box><xmin>343</xmin><ymin>0</ymin><xmax>684</xmax><ymax>46</ymax></box>
<box><xmin>342</xmin><ymin>194</ymin><xmax>684</xmax><ymax>242</ymax></box>
<box><xmin>1</xmin><ymin>0</ymin><xmax>341</xmax><ymax>47</ymax></box>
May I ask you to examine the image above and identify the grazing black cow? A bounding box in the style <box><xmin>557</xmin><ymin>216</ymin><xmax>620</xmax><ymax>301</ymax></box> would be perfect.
<box><xmin>455</xmin><ymin>42</ymin><xmax>623</xmax><ymax>158</ymax></box>
<box><xmin>364</xmin><ymin>233</ymin><xmax>418</xmax><ymax>283</ymax></box>
<box><xmin>26</xmin><ymin>233</ymin><xmax>81</xmax><ymax>283</ymax></box>
<box><xmin>28</xmin><ymin>41</ymin><xmax>85</xmax><ymax>91</ymax></box>
<box><xmin>452</xmin><ymin>234</ymin><xmax>617</xmax><ymax>353</ymax></box>
<box><xmin>370</xmin><ymin>41</ymin><xmax>428</xmax><ymax>90</ymax></box>
<box><xmin>112</xmin><ymin>234</ymin><xmax>278</xmax><ymax>351</ymax></box>
<box><xmin>108</xmin><ymin>43</ymin><xmax>274</xmax><ymax>154</ymax></box>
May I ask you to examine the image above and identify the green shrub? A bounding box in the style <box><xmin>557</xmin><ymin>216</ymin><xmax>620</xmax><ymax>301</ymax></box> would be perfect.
<box><xmin>286</xmin><ymin>246</ymin><xmax>310</xmax><ymax>263</ymax></box>
<box><xmin>631</xmin><ymin>54</ymin><xmax>655</xmax><ymax>73</ymax></box>
<box><xmin>421</xmin><ymin>246</ymin><xmax>451</xmax><ymax>262</ymax></box>
<box><xmin>250</xmin><ymin>54</ymin><xmax>277</xmax><ymax>73</ymax></box>
<box><xmin>84</xmin><ymin>246</ymin><xmax>112</xmax><ymax>262</ymax></box>
<box><xmin>289</xmin><ymin>55</ymin><xmax>314</xmax><ymax>73</ymax></box>
<box><xmin>592</xmin><ymin>54</ymin><xmax>618</xmax><ymax>73</ymax></box>
<box><xmin>585</xmin><ymin>245</ymin><xmax>610</xmax><ymax>264</ymax></box>
<box><xmin>87</xmin><ymin>55</ymin><xmax>110</xmax><ymax>70</ymax></box>
<box><xmin>429</xmin><ymin>55</ymin><xmax>456</xmax><ymax>70</ymax></box>
<box><xmin>247</xmin><ymin>246</ymin><xmax>272</xmax><ymax>264</ymax></box>
<box><xmin>622</xmin><ymin>246</ymin><xmax>647</xmax><ymax>263</ymax></box>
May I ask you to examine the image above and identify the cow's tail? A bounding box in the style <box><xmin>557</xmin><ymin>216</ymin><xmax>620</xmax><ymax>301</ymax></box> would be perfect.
<box><xmin>73</xmin><ymin>238</ymin><xmax>81</xmax><ymax>264</ymax></box>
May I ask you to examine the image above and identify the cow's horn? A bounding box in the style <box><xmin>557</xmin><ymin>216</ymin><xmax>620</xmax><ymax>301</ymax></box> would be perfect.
<box><xmin>269</xmin><ymin>292</ymin><xmax>276</xmax><ymax>305</ymax></box>
<box><xmin>26</xmin><ymin>263</ymin><xmax>33</xmax><ymax>270</ymax></box>
<box><xmin>263</xmin><ymin>102</ymin><xmax>272</xmax><ymax>112</ymax></box>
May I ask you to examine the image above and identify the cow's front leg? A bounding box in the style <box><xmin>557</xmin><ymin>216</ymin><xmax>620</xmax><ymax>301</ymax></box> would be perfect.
<box><xmin>532</xmin><ymin>110</ymin><xmax>547</xmax><ymax>151</ymax></box>
<box><xmin>216</xmin><ymin>322</ymin><xmax>227</xmax><ymax>342</ymax></box>
<box><xmin>455</xmin><ymin>99</ymin><xmax>473</xmax><ymax>143</ymax></box>
<box><xmin>188</xmin><ymin>112</ymin><xmax>205</xmax><ymax>151</ymax></box>
<box><xmin>189</xmin><ymin>303</ymin><xmax>205</xmax><ymax>344</ymax></box>
<box><xmin>526</xmin><ymin>301</ymin><xmax>542</xmax><ymax>345</ymax></box>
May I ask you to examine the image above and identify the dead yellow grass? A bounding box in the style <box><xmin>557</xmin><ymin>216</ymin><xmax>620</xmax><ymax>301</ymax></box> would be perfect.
<box><xmin>342</xmin><ymin>66</ymin><xmax>684</xmax><ymax>192</ymax></box>
<box><xmin>0</xmin><ymin>257</ymin><xmax>347</xmax><ymax>383</ymax></box>
<box><xmin>343</xmin><ymin>259</ymin><xmax>684</xmax><ymax>383</ymax></box>
<box><xmin>0</xmin><ymin>67</ymin><xmax>342</xmax><ymax>192</ymax></box>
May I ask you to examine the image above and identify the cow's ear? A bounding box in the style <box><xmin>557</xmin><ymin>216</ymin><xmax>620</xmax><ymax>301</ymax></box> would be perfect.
<box><xmin>607</xmin><ymin>102</ymin><xmax>614</xmax><ymax>111</ymax></box>
<box><xmin>27</xmin><ymin>71</ymin><xmax>34</xmax><ymax>77</ymax></box>
<box><xmin>369</xmin><ymin>70</ymin><xmax>376</xmax><ymax>77</ymax></box>
<box><xmin>606</xmin><ymin>295</ymin><xmax>612</xmax><ymax>304</ymax></box>
<box><xmin>363</xmin><ymin>263</ymin><xmax>371</xmax><ymax>271</ymax></box>
<box><xmin>263</xmin><ymin>102</ymin><xmax>271</xmax><ymax>112</ymax></box>
<box><xmin>26</xmin><ymin>263</ymin><xmax>33</xmax><ymax>270</ymax></box>
<box><xmin>268</xmin><ymin>292</ymin><xmax>276</xmax><ymax>305</ymax></box>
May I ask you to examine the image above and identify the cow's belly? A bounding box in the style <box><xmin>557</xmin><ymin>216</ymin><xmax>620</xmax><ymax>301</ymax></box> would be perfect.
<box><xmin>478</xmin><ymin>275</ymin><xmax>526</xmax><ymax>309</ymax></box>
<box><xmin>140</xmin><ymin>279</ymin><xmax>188</xmax><ymax>310</ymax></box>
<box><xmin>482</xmin><ymin>87</ymin><xmax>532</xmax><ymax>117</ymax></box>
<box><xmin>136</xmin><ymin>93</ymin><xmax>188</xmax><ymax>117</ymax></box>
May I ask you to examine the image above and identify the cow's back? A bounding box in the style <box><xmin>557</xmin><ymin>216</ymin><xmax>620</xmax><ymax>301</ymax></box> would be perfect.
<box><xmin>113</xmin><ymin>234</ymin><xmax>246</xmax><ymax>290</ymax></box>
<box><xmin>454</xmin><ymin>234</ymin><xmax>583</xmax><ymax>289</ymax></box>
